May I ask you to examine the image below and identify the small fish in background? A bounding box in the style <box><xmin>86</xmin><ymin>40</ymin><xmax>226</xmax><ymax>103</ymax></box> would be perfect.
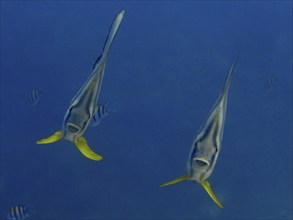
<box><xmin>265</xmin><ymin>75</ymin><xmax>278</xmax><ymax>90</ymax></box>
<box><xmin>7</xmin><ymin>205</ymin><xmax>33</xmax><ymax>220</ymax></box>
<box><xmin>278</xmin><ymin>208</ymin><xmax>292</xmax><ymax>219</ymax></box>
<box><xmin>28</xmin><ymin>88</ymin><xmax>42</xmax><ymax>106</ymax></box>
<box><xmin>91</xmin><ymin>101</ymin><xmax>117</xmax><ymax>127</ymax></box>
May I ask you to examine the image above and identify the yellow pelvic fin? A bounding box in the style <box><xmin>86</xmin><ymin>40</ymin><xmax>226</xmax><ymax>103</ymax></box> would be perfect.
<box><xmin>160</xmin><ymin>175</ymin><xmax>189</xmax><ymax>187</ymax></box>
<box><xmin>36</xmin><ymin>130</ymin><xmax>64</xmax><ymax>144</ymax></box>
<box><xmin>201</xmin><ymin>179</ymin><xmax>224</xmax><ymax>208</ymax></box>
<box><xmin>74</xmin><ymin>136</ymin><xmax>103</xmax><ymax>161</ymax></box>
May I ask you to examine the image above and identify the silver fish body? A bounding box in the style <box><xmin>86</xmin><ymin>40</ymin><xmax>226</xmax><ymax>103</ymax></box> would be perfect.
<box><xmin>63</xmin><ymin>10</ymin><xmax>125</xmax><ymax>142</ymax></box>
<box><xmin>187</xmin><ymin>53</ymin><xmax>238</xmax><ymax>184</ymax></box>
<box><xmin>160</xmin><ymin>53</ymin><xmax>239</xmax><ymax>208</ymax></box>
<box><xmin>37</xmin><ymin>11</ymin><xmax>125</xmax><ymax>161</ymax></box>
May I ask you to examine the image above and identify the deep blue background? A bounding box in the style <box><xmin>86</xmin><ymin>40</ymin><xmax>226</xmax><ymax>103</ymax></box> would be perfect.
<box><xmin>1</xmin><ymin>1</ymin><xmax>292</xmax><ymax>219</ymax></box>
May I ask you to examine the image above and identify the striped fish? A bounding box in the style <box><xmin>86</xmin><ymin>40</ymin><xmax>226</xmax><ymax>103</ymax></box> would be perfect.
<box><xmin>29</xmin><ymin>88</ymin><xmax>42</xmax><ymax>106</ymax></box>
<box><xmin>7</xmin><ymin>205</ymin><xmax>30</xmax><ymax>220</ymax></box>
<box><xmin>91</xmin><ymin>101</ymin><xmax>117</xmax><ymax>127</ymax></box>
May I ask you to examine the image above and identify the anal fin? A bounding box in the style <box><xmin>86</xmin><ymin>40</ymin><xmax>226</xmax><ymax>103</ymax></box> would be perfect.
<box><xmin>37</xmin><ymin>130</ymin><xmax>63</xmax><ymax>144</ymax></box>
<box><xmin>75</xmin><ymin>136</ymin><xmax>103</xmax><ymax>161</ymax></box>
<box><xmin>160</xmin><ymin>175</ymin><xmax>189</xmax><ymax>187</ymax></box>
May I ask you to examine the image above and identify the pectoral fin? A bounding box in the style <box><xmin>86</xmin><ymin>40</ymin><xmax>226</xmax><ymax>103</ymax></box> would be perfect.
<box><xmin>160</xmin><ymin>175</ymin><xmax>189</xmax><ymax>187</ymax></box>
<box><xmin>36</xmin><ymin>130</ymin><xmax>63</xmax><ymax>144</ymax></box>
<box><xmin>74</xmin><ymin>136</ymin><xmax>103</xmax><ymax>161</ymax></box>
<box><xmin>201</xmin><ymin>179</ymin><xmax>224</xmax><ymax>208</ymax></box>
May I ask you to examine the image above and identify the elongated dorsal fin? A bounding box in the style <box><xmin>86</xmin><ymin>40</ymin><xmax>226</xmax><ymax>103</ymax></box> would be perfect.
<box><xmin>221</xmin><ymin>51</ymin><xmax>239</xmax><ymax>97</ymax></box>
<box><xmin>93</xmin><ymin>10</ymin><xmax>125</xmax><ymax>70</ymax></box>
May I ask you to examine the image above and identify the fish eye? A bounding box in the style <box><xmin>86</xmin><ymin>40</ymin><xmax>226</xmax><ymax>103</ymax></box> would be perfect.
<box><xmin>67</xmin><ymin>124</ymin><xmax>80</xmax><ymax>133</ymax></box>
<box><xmin>195</xmin><ymin>158</ymin><xmax>209</xmax><ymax>167</ymax></box>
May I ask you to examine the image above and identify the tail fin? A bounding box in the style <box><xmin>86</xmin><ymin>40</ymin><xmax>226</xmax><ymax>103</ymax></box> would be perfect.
<box><xmin>160</xmin><ymin>175</ymin><xmax>189</xmax><ymax>187</ymax></box>
<box><xmin>93</xmin><ymin>10</ymin><xmax>125</xmax><ymax>69</ymax></box>
<box><xmin>25</xmin><ymin>205</ymin><xmax>36</xmax><ymax>217</ymax></box>
<box><xmin>103</xmin><ymin>99</ymin><xmax>118</xmax><ymax>113</ymax></box>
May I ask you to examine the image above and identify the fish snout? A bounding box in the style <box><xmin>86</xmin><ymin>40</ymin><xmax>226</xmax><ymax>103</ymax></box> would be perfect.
<box><xmin>193</xmin><ymin>157</ymin><xmax>210</xmax><ymax>167</ymax></box>
<box><xmin>187</xmin><ymin>157</ymin><xmax>212</xmax><ymax>182</ymax></box>
<box><xmin>64</xmin><ymin>123</ymin><xmax>82</xmax><ymax>142</ymax></box>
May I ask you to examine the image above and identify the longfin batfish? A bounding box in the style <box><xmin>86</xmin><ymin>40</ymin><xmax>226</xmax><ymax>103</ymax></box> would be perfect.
<box><xmin>160</xmin><ymin>52</ymin><xmax>239</xmax><ymax>208</ymax></box>
<box><xmin>37</xmin><ymin>10</ymin><xmax>125</xmax><ymax>161</ymax></box>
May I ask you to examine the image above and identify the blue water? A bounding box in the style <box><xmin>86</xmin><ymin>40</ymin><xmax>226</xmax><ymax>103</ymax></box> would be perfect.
<box><xmin>1</xmin><ymin>1</ymin><xmax>292</xmax><ymax>219</ymax></box>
